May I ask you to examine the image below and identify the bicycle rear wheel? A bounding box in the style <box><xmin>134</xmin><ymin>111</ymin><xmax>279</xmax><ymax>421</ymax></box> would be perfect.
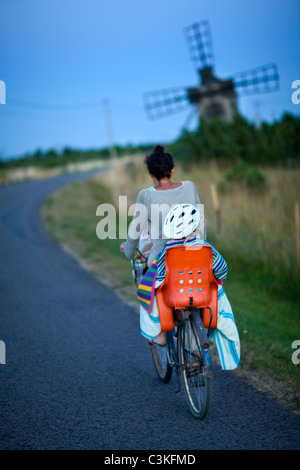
<box><xmin>149</xmin><ymin>333</ymin><xmax>173</xmax><ymax>383</ymax></box>
<box><xmin>178</xmin><ymin>312</ymin><xmax>211</xmax><ymax>419</ymax></box>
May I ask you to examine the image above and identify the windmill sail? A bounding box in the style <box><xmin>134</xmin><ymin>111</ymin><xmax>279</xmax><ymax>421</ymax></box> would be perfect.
<box><xmin>183</xmin><ymin>20</ymin><xmax>215</xmax><ymax>73</ymax></box>
<box><xmin>232</xmin><ymin>63</ymin><xmax>280</xmax><ymax>95</ymax></box>
<box><xmin>143</xmin><ymin>86</ymin><xmax>190</xmax><ymax>120</ymax></box>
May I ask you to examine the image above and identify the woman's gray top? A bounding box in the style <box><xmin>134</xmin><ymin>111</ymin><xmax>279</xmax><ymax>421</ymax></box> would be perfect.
<box><xmin>123</xmin><ymin>181</ymin><xmax>205</xmax><ymax>266</ymax></box>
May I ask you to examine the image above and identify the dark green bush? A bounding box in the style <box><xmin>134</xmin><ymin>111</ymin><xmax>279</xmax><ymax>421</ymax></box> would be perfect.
<box><xmin>224</xmin><ymin>161</ymin><xmax>266</xmax><ymax>190</ymax></box>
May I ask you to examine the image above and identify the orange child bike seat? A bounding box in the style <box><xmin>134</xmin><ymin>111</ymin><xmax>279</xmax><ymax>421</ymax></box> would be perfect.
<box><xmin>156</xmin><ymin>245</ymin><xmax>218</xmax><ymax>332</ymax></box>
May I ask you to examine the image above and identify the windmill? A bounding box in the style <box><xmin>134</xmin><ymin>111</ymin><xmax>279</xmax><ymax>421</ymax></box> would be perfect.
<box><xmin>143</xmin><ymin>20</ymin><xmax>279</xmax><ymax>126</ymax></box>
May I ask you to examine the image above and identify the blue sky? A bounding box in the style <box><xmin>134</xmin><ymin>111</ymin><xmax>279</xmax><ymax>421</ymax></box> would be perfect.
<box><xmin>0</xmin><ymin>0</ymin><xmax>299</xmax><ymax>159</ymax></box>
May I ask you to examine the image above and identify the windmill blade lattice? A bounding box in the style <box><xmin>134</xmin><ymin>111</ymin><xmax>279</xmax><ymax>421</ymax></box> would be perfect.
<box><xmin>183</xmin><ymin>20</ymin><xmax>215</xmax><ymax>73</ymax></box>
<box><xmin>232</xmin><ymin>63</ymin><xmax>280</xmax><ymax>95</ymax></box>
<box><xmin>143</xmin><ymin>86</ymin><xmax>190</xmax><ymax>120</ymax></box>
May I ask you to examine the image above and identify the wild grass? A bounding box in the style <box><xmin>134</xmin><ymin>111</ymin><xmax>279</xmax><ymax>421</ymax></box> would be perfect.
<box><xmin>42</xmin><ymin>156</ymin><xmax>300</xmax><ymax>411</ymax></box>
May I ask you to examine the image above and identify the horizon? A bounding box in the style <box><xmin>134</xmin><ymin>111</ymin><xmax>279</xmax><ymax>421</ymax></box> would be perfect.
<box><xmin>3</xmin><ymin>110</ymin><xmax>298</xmax><ymax>163</ymax></box>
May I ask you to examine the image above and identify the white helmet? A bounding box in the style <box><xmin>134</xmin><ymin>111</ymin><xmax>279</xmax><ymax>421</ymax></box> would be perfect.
<box><xmin>163</xmin><ymin>204</ymin><xmax>201</xmax><ymax>239</ymax></box>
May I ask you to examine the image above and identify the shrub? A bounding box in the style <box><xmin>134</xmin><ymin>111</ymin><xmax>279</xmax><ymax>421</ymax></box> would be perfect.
<box><xmin>224</xmin><ymin>161</ymin><xmax>266</xmax><ymax>190</ymax></box>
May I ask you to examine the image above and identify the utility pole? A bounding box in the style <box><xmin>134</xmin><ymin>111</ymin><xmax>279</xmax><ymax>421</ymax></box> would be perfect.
<box><xmin>103</xmin><ymin>99</ymin><xmax>118</xmax><ymax>200</ymax></box>
<box><xmin>103</xmin><ymin>99</ymin><xmax>118</xmax><ymax>163</ymax></box>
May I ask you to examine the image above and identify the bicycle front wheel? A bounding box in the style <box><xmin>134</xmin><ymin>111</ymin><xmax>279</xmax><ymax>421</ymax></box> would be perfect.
<box><xmin>178</xmin><ymin>313</ymin><xmax>211</xmax><ymax>419</ymax></box>
<box><xmin>149</xmin><ymin>334</ymin><xmax>172</xmax><ymax>383</ymax></box>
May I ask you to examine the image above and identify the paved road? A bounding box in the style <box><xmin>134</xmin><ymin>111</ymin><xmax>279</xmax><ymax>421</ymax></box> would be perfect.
<box><xmin>0</xmin><ymin>172</ymin><xmax>299</xmax><ymax>450</ymax></box>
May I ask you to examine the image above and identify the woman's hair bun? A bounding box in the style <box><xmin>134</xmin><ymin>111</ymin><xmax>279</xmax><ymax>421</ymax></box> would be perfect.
<box><xmin>154</xmin><ymin>145</ymin><xmax>165</xmax><ymax>155</ymax></box>
<box><xmin>144</xmin><ymin>144</ymin><xmax>174</xmax><ymax>180</ymax></box>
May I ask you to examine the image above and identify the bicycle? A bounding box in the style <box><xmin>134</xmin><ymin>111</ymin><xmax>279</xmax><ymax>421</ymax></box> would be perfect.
<box><xmin>149</xmin><ymin>244</ymin><xmax>218</xmax><ymax>419</ymax></box>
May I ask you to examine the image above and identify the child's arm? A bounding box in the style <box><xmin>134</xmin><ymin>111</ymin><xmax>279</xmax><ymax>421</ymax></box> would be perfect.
<box><xmin>211</xmin><ymin>246</ymin><xmax>228</xmax><ymax>280</ymax></box>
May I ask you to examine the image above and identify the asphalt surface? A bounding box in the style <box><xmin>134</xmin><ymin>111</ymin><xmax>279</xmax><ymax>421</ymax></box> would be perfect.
<box><xmin>0</xmin><ymin>171</ymin><xmax>299</xmax><ymax>451</ymax></box>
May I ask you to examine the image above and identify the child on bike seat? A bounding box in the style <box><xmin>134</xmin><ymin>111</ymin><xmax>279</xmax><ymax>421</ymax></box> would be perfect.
<box><xmin>136</xmin><ymin>203</ymin><xmax>240</xmax><ymax>370</ymax></box>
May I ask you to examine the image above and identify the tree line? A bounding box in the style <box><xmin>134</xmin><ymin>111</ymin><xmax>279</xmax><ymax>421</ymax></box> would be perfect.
<box><xmin>1</xmin><ymin>112</ymin><xmax>299</xmax><ymax>170</ymax></box>
<box><xmin>168</xmin><ymin>112</ymin><xmax>300</xmax><ymax>167</ymax></box>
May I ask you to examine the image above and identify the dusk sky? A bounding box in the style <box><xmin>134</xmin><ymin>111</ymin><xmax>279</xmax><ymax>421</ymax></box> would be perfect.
<box><xmin>0</xmin><ymin>0</ymin><xmax>299</xmax><ymax>159</ymax></box>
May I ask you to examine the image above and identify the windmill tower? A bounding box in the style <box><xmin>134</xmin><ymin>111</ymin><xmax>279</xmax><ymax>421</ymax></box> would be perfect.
<box><xmin>143</xmin><ymin>21</ymin><xmax>279</xmax><ymax>126</ymax></box>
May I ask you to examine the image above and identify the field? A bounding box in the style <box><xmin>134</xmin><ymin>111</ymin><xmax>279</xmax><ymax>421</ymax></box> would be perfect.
<box><xmin>42</xmin><ymin>155</ymin><xmax>300</xmax><ymax>411</ymax></box>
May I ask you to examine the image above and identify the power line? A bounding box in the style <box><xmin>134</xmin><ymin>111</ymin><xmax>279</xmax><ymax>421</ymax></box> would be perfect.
<box><xmin>1</xmin><ymin>98</ymin><xmax>145</xmax><ymax>122</ymax></box>
<box><xmin>0</xmin><ymin>107</ymin><xmax>101</xmax><ymax>121</ymax></box>
<box><xmin>7</xmin><ymin>98</ymin><xmax>104</xmax><ymax>111</ymax></box>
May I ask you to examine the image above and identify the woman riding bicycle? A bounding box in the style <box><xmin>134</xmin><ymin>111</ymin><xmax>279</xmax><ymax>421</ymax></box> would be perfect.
<box><xmin>120</xmin><ymin>145</ymin><xmax>204</xmax><ymax>344</ymax></box>
<box><xmin>120</xmin><ymin>145</ymin><xmax>240</xmax><ymax>369</ymax></box>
